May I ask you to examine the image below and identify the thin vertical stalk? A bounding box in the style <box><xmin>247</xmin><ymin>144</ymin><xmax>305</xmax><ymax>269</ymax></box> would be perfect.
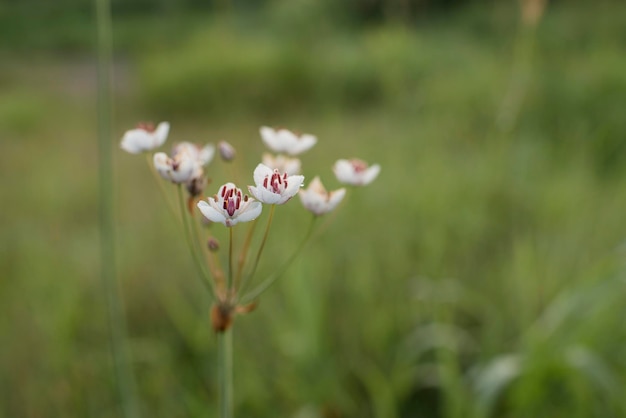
<box><xmin>234</xmin><ymin>219</ymin><xmax>258</xmax><ymax>289</ymax></box>
<box><xmin>95</xmin><ymin>0</ymin><xmax>140</xmax><ymax>416</ymax></box>
<box><xmin>177</xmin><ymin>185</ymin><xmax>215</xmax><ymax>297</ymax></box>
<box><xmin>237</xmin><ymin>205</ymin><xmax>275</xmax><ymax>294</ymax></box>
<box><xmin>228</xmin><ymin>227</ymin><xmax>234</xmax><ymax>291</ymax></box>
<box><xmin>218</xmin><ymin>328</ymin><xmax>234</xmax><ymax>418</ymax></box>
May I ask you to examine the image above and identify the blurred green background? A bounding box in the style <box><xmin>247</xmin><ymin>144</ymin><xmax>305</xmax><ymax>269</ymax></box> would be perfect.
<box><xmin>2</xmin><ymin>0</ymin><xmax>626</xmax><ymax>416</ymax></box>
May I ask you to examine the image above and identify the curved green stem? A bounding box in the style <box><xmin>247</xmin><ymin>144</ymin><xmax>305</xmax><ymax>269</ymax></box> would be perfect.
<box><xmin>238</xmin><ymin>205</ymin><xmax>275</xmax><ymax>294</ymax></box>
<box><xmin>241</xmin><ymin>215</ymin><xmax>317</xmax><ymax>304</ymax></box>
<box><xmin>218</xmin><ymin>328</ymin><xmax>234</xmax><ymax>418</ymax></box>
<box><xmin>177</xmin><ymin>185</ymin><xmax>215</xmax><ymax>298</ymax></box>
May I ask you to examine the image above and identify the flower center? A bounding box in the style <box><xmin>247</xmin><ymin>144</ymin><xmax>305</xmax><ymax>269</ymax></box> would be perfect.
<box><xmin>262</xmin><ymin>169</ymin><xmax>288</xmax><ymax>194</ymax></box>
<box><xmin>220</xmin><ymin>185</ymin><xmax>248</xmax><ymax>217</ymax></box>
<box><xmin>137</xmin><ymin>122</ymin><xmax>155</xmax><ymax>132</ymax></box>
<box><xmin>351</xmin><ymin>159</ymin><xmax>368</xmax><ymax>173</ymax></box>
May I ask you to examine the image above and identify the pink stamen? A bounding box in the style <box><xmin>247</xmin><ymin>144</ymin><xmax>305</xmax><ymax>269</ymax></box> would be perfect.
<box><xmin>137</xmin><ymin>122</ymin><xmax>155</xmax><ymax>132</ymax></box>
<box><xmin>226</xmin><ymin>197</ymin><xmax>236</xmax><ymax>216</ymax></box>
<box><xmin>351</xmin><ymin>159</ymin><xmax>368</xmax><ymax>173</ymax></box>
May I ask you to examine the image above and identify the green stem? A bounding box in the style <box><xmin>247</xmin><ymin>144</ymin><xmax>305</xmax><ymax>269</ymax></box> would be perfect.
<box><xmin>228</xmin><ymin>227</ymin><xmax>234</xmax><ymax>292</ymax></box>
<box><xmin>241</xmin><ymin>215</ymin><xmax>317</xmax><ymax>304</ymax></box>
<box><xmin>218</xmin><ymin>328</ymin><xmax>234</xmax><ymax>418</ymax></box>
<box><xmin>234</xmin><ymin>219</ymin><xmax>258</xmax><ymax>289</ymax></box>
<box><xmin>96</xmin><ymin>0</ymin><xmax>140</xmax><ymax>416</ymax></box>
<box><xmin>238</xmin><ymin>205</ymin><xmax>275</xmax><ymax>295</ymax></box>
<box><xmin>177</xmin><ymin>185</ymin><xmax>215</xmax><ymax>297</ymax></box>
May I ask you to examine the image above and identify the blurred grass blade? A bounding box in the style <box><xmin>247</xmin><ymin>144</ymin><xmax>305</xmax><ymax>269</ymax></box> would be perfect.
<box><xmin>96</xmin><ymin>0</ymin><xmax>140</xmax><ymax>416</ymax></box>
<box><xmin>471</xmin><ymin>354</ymin><xmax>523</xmax><ymax>415</ymax></box>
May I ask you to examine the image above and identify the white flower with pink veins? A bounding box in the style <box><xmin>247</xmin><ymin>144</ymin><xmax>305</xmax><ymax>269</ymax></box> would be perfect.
<box><xmin>259</xmin><ymin>126</ymin><xmax>317</xmax><ymax>156</ymax></box>
<box><xmin>333</xmin><ymin>159</ymin><xmax>380</xmax><ymax>186</ymax></box>
<box><xmin>120</xmin><ymin>121</ymin><xmax>170</xmax><ymax>154</ymax></box>
<box><xmin>197</xmin><ymin>183</ymin><xmax>262</xmax><ymax>227</ymax></box>
<box><xmin>248</xmin><ymin>163</ymin><xmax>304</xmax><ymax>205</ymax></box>
<box><xmin>298</xmin><ymin>176</ymin><xmax>346</xmax><ymax>216</ymax></box>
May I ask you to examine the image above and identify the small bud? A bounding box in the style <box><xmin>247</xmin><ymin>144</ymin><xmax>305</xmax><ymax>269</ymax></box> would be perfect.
<box><xmin>207</xmin><ymin>237</ymin><xmax>220</xmax><ymax>252</ymax></box>
<box><xmin>218</xmin><ymin>140</ymin><xmax>236</xmax><ymax>162</ymax></box>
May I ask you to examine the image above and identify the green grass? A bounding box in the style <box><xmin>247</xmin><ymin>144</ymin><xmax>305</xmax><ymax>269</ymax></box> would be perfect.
<box><xmin>2</xmin><ymin>2</ymin><xmax>626</xmax><ymax>417</ymax></box>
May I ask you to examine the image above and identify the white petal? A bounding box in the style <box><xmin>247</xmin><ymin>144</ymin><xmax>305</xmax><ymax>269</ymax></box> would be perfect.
<box><xmin>236</xmin><ymin>201</ymin><xmax>263</xmax><ymax>223</ymax></box>
<box><xmin>247</xmin><ymin>185</ymin><xmax>261</xmax><ymax>201</ymax></box>
<box><xmin>260</xmin><ymin>126</ymin><xmax>281</xmax><ymax>152</ymax></box>
<box><xmin>308</xmin><ymin>176</ymin><xmax>326</xmax><ymax>194</ymax></box>
<box><xmin>153</xmin><ymin>152</ymin><xmax>171</xmax><ymax>179</ymax></box>
<box><xmin>258</xmin><ymin>186</ymin><xmax>283</xmax><ymax>204</ymax></box>
<box><xmin>197</xmin><ymin>200</ymin><xmax>227</xmax><ymax>225</ymax></box>
<box><xmin>280</xmin><ymin>175</ymin><xmax>304</xmax><ymax>202</ymax></box>
<box><xmin>298</xmin><ymin>189</ymin><xmax>325</xmax><ymax>215</ymax></box>
<box><xmin>169</xmin><ymin>157</ymin><xmax>196</xmax><ymax>183</ymax></box>
<box><xmin>198</xmin><ymin>144</ymin><xmax>215</xmax><ymax>166</ymax></box>
<box><xmin>276</xmin><ymin>129</ymin><xmax>298</xmax><ymax>153</ymax></box>
<box><xmin>327</xmin><ymin>188</ymin><xmax>346</xmax><ymax>209</ymax></box>
<box><xmin>154</xmin><ymin>122</ymin><xmax>170</xmax><ymax>147</ymax></box>
<box><xmin>361</xmin><ymin>164</ymin><xmax>381</xmax><ymax>185</ymax></box>
<box><xmin>284</xmin><ymin>158</ymin><xmax>301</xmax><ymax>175</ymax></box>
<box><xmin>121</xmin><ymin>129</ymin><xmax>152</xmax><ymax>154</ymax></box>
<box><xmin>288</xmin><ymin>134</ymin><xmax>317</xmax><ymax>155</ymax></box>
<box><xmin>249</xmin><ymin>186</ymin><xmax>281</xmax><ymax>204</ymax></box>
<box><xmin>333</xmin><ymin>159</ymin><xmax>355</xmax><ymax>184</ymax></box>
<box><xmin>262</xmin><ymin>153</ymin><xmax>276</xmax><ymax>168</ymax></box>
<box><xmin>252</xmin><ymin>163</ymin><xmax>274</xmax><ymax>187</ymax></box>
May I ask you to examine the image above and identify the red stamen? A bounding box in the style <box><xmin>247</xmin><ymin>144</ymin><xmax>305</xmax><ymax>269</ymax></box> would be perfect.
<box><xmin>137</xmin><ymin>121</ymin><xmax>155</xmax><ymax>132</ymax></box>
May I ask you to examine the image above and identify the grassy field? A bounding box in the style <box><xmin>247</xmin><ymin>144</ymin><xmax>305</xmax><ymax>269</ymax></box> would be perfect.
<box><xmin>2</xmin><ymin>1</ymin><xmax>626</xmax><ymax>417</ymax></box>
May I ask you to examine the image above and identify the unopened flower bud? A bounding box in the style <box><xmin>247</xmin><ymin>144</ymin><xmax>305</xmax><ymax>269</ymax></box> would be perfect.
<box><xmin>218</xmin><ymin>140</ymin><xmax>236</xmax><ymax>162</ymax></box>
<box><xmin>207</xmin><ymin>237</ymin><xmax>220</xmax><ymax>252</ymax></box>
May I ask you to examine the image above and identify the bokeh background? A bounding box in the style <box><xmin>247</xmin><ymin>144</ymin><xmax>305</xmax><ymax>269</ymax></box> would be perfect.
<box><xmin>2</xmin><ymin>0</ymin><xmax>626</xmax><ymax>416</ymax></box>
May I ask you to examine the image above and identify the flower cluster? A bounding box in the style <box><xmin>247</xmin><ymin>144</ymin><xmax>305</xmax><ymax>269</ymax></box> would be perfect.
<box><xmin>120</xmin><ymin>122</ymin><xmax>379</xmax><ymax>330</ymax></box>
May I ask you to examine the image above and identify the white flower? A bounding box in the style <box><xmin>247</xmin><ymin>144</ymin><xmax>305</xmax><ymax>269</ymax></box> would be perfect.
<box><xmin>197</xmin><ymin>183</ymin><xmax>262</xmax><ymax>227</ymax></box>
<box><xmin>153</xmin><ymin>152</ymin><xmax>197</xmax><ymax>184</ymax></box>
<box><xmin>248</xmin><ymin>163</ymin><xmax>304</xmax><ymax>205</ymax></box>
<box><xmin>173</xmin><ymin>142</ymin><xmax>215</xmax><ymax>172</ymax></box>
<box><xmin>260</xmin><ymin>126</ymin><xmax>317</xmax><ymax>156</ymax></box>
<box><xmin>333</xmin><ymin>159</ymin><xmax>380</xmax><ymax>186</ymax></box>
<box><xmin>262</xmin><ymin>153</ymin><xmax>301</xmax><ymax>175</ymax></box>
<box><xmin>298</xmin><ymin>176</ymin><xmax>346</xmax><ymax>216</ymax></box>
<box><xmin>153</xmin><ymin>141</ymin><xmax>215</xmax><ymax>184</ymax></box>
<box><xmin>120</xmin><ymin>122</ymin><xmax>169</xmax><ymax>154</ymax></box>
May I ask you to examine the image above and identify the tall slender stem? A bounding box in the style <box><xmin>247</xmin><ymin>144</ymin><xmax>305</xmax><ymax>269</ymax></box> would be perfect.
<box><xmin>177</xmin><ymin>185</ymin><xmax>215</xmax><ymax>297</ymax></box>
<box><xmin>96</xmin><ymin>0</ymin><xmax>140</xmax><ymax>416</ymax></box>
<box><xmin>241</xmin><ymin>215</ymin><xmax>317</xmax><ymax>304</ymax></box>
<box><xmin>228</xmin><ymin>227</ymin><xmax>234</xmax><ymax>292</ymax></box>
<box><xmin>218</xmin><ymin>328</ymin><xmax>234</xmax><ymax>418</ymax></box>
